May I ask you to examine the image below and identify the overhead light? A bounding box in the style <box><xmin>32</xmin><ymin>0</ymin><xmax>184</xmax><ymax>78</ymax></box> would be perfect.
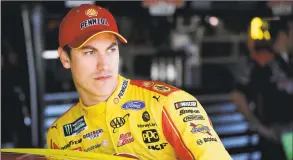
<box><xmin>209</xmin><ymin>16</ymin><xmax>219</xmax><ymax>26</ymax></box>
<box><xmin>42</xmin><ymin>50</ymin><xmax>59</xmax><ymax>59</ymax></box>
<box><xmin>65</xmin><ymin>1</ymin><xmax>95</xmax><ymax>8</ymax></box>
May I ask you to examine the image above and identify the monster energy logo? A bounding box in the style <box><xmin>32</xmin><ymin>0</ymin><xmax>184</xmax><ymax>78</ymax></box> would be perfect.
<box><xmin>63</xmin><ymin>116</ymin><xmax>87</xmax><ymax>137</ymax></box>
<box><xmin>63</xmin><ymin>124</ymin><xmax>73</xmax><ymax>136</ymax></box>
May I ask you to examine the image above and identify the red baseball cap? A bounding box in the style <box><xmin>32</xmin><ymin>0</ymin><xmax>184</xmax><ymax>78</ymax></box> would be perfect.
<box><xmin>59</xmin><ymin>4</ymin><xmax>127</xmax><ymax>48</ymax></box>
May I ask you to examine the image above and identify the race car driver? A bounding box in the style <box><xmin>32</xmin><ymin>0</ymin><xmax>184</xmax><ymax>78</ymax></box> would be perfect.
<box><xmin>46</xmin><ymin>4</ymin><xmax>232</xmax><ymax>160</ymax></box>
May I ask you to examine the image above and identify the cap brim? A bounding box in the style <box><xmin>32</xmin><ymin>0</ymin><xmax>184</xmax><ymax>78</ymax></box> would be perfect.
<box><xmin>68</xmin><ymin>30</ymin><xmax>127</xmax><ymax>49</ymax></box>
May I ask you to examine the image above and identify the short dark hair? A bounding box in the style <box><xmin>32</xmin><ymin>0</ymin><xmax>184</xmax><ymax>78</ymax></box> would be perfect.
<box><xmin>62</xmin><ymin>45</ymin><xmax>72</xmax><ymax>58</ymax></box>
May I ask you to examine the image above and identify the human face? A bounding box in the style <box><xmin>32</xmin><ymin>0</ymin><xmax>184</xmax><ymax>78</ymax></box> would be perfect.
<box><xmin>59</xmin><ymin>33</ymin><xmax>119</xmax><ymax>97</ymax></box>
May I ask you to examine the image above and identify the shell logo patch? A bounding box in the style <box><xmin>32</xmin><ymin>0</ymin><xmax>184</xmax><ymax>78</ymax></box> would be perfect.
<box><xmin>143</xmin><ymin>81</ymin><xmax>154</xmax><ymax>87</ymax></box>
<box><xmin>85</xmin><ymin>8</ymin><xmax>98</xmax><ymax>17</ymax></box>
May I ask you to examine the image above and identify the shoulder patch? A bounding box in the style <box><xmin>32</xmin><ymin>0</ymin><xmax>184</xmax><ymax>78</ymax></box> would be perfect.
<box><xmin>130</xmin><ymin>80</ymin><xmax>180</xmax><ymax>96</ymax></box>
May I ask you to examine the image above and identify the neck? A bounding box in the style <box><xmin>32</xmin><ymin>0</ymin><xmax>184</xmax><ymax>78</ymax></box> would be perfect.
<box><xmin>80</xmin><ymin>93</ymin><xmax>109</xmax><ymax>106</ymax></box>
<box><xmin>78</xmin><ymin>83</ymin><xmax>117</xmax><ymax>107</ymax></box>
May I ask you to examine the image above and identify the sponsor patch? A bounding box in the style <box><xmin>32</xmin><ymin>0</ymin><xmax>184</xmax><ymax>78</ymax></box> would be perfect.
<box><xmin>174</xmin><ymin>101</ymin><xmax>197</xmax><ymax>110</ymax></box>
<box><xmin>113</xmin><ymin>80</ymin><xmax>128</xmax><ymax>103</ymax></box>
<box><xmin>137</xmin><ymin>123</ymin><xmax>157</xmax><ymax>128</ymax></box>
<box><xmin>110</xmin><ymin>113</ymin><xmax>130</xmax><ymax>133</ymax></box>
<box><xmin>80</xmin><ymin>18</ymin><xmax>109</xmax><ymax>30</ymax></box>
<box><xmin>85</xmin><ymin>8</ymin><xmax>98</xmax><ymax>17</ymax></box>
<box><xmin>83</xmin><ymin>129</ymin><xmax>103</xmax><ymax>140</ymax></box>
<box><xmin>63</xmin><ymin>116</ymin><xmax>87</xmax><ymax>137</ymax></box>
<box><xmin>61</xmin><ymin>139</ymin><xmax>82</xmax><ymax>150</ymax></box>
<box><xmin>131</xmin><ymin>80</ymin><xmax>179</xmax><ymax>96</ymax></box>
<box><xmin>183</xmin><ymin>115</ymin><xmax>205</xmax><ymax>122</ymax></box>
<box><xmin>114</xmin><ymin>98</ymin><xmax>119</xmax><ymax>104</ymax></box>
<box><xmin>190</xmin><ymin>123</ymin><xmax>212</xmax><ymax>136</ymax></box>
<box><xmin>204</xmin><ymin>137</ymin><xmax>217</xmax><ymax>142</ymax></box>
<box><xmin>152</xmin><ymin>84</ymin><xmax>171</xmax><ymax>93</ymax></box>
<box><xmin>121</xmin><ymin>100</ymin><xmax>145</xmax><ymax>110</ymax></box>
<box><xmin>142</xmin><ymin>111</ymin><xmax>150</xmax><ymax>122</ymax></box>
<box><xmin>142</xmin><ymin>129</ymin><xmax>160</xmax><ymax>143</ymax></box>
<box><xmin>197</xmin><ymin>139</ymin><xmax>204</xmax><ymax>145</ymax></box>
<box><xmin>152</xmin><ymin>95</ymin><xmax>160</xmax><ymax>102</ymax></box>
<box><xmin>118</xmin><ymin>80</ymin><xmax>128</xmax><ymax>99</ymax></box>
<box><xmin>148</xmin><ymin>143</ymin><xmax>168</xmax><ymax>150</ymax></box>
<box><xmin>117</xmin><ymin>132</ymin><xmax>134</xmax><ymax>147</ymax></box>
<box><xmin>84</xmin><ymin>140</ymin><xmax>108</xmax><ymax>152</ymax></box>
<box><xmin>197</xmin><ymin>137</ymin><xmax>218</xmax><ymax>145</ymax></box>
<box><xmin>179</xmin><ymin>109</ymin><xmax>200</xmax><ymax>116</ymax></box>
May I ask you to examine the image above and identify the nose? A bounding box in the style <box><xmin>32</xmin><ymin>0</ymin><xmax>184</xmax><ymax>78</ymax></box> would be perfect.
<box><xmin>96</xmin><ymin>54</ymin><xmax>109</xmax><ymax>72</ymax></box>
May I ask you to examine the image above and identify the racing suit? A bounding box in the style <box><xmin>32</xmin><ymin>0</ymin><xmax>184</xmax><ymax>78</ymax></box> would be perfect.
<box><xmin>47</xmin><ymin>75</ymin><xmax>231</xmax><ymax>160</ymax></box>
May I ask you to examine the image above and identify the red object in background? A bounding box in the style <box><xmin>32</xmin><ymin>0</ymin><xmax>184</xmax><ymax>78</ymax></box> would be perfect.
<box><xmin>267</xmin><ymin>1</ymin><xmax>293</xmax><ymax>8</ymax></box>
<box><xmin>1</xmin><ymin>153</ymin><xmax>48</xmax><ymax>160</ymax></box>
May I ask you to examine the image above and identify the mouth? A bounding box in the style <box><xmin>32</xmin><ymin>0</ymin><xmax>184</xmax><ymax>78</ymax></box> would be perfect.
<box><xmin>94</xmin><ymin>75</ymin><xmax>112</xmax><ymax>80</ymax></box>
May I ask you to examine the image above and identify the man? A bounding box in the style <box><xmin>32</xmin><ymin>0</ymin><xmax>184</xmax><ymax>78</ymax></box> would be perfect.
<box><xmin>231</xmin><ymin>19</ymin><xmax>293</xmax><ymax>160</ymax></box>
<box><xmin>46</xmin><ymin>4</ymin><xmax>231</xmax><ymax>160</ymax></box>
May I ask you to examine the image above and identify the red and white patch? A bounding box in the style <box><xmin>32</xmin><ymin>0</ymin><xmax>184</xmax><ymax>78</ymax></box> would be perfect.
<box><xmin>117</xmin><ymin>132</ymin><xmax>134</xmax><ymax>147</ymax></box>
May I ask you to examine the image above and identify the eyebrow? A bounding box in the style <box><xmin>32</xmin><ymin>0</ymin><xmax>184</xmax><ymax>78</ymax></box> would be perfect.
<box><xmin>80</xmin><ymin>42</ymin><xmax>118</xmax><ymax>51</ymax></box>
<box><xmin>107</xmin><ymin>42</ymin><xmax>118</xmax><ymax>50</ymax></box>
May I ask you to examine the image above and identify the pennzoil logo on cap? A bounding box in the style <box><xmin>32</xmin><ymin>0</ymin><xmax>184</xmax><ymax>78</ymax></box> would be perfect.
<box><xmin>85</xmin><ymin>8</ymin><xmax>98</xmax><ymax>17</ymax></box>
<box><xmin>80</xmin><ymin>18</ymin><xmax>109</xmax><ymax>30</ymax></box>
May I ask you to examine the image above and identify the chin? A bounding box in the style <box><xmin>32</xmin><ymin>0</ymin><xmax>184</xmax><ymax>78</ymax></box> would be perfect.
<box><xmin>93</xmin><ymin>84</ymin><xmax>115</xmax><ymax>96</ymax></box>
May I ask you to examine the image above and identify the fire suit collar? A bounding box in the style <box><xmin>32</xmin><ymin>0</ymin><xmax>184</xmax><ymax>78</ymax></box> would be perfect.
<box><xmin>78</xmin><ymin>74</ymin><xmax>129</xmax><ymax>116</ymax></box>
<box><xmin>107</xmin><ymin>74</ymin><xmax>130</xmax><ymax>106</ymax></box>
<box><xmin>79</xmin><ymin>99</ymin><xmax>107</xmax><ymax>116</ymax></box>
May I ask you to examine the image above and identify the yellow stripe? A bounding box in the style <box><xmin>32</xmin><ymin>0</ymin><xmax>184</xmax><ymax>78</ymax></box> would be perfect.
<box><xmin>1</xmin><ymin>148</ymin><xmax>132</xmax><ymax>160</ymax></box>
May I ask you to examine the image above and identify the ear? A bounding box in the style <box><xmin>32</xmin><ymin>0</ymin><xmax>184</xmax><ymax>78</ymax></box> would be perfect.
<box><xmin>58</xmin><ymin>47</ymin><xmax>71</xmax><ymax>69</ymax></box>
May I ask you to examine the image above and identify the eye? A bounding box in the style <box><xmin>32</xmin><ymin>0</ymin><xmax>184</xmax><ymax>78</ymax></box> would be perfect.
<box><xmin>106</xmin><ymin>47</ymin><xmax>117</xmax><ymax>53</ymax></box>
<box><xmin>84</xmin><ymin>50</ymin><xmax>95</xmax><ymax>55</ymax></box>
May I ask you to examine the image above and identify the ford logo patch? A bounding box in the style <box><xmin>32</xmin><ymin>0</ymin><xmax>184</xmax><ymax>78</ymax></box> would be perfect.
<box><xmin>122</xmin><ymin>101</ymin><xmax>145</xmax><ymax>110</ymax></box>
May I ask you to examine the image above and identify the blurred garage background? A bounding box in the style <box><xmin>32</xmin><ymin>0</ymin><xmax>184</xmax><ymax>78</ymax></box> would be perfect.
<box><xmin>1</xmin><ymin>1</ymin><xmax>293</xmax><ymax>160</ymax></box>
